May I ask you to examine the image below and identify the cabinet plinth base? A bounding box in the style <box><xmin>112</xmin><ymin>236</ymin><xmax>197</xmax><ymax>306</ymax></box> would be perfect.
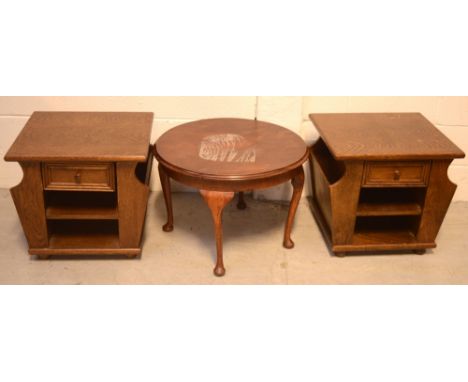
<box><xmin>332</xmin><ymin>242</ymin><xmax>435</xmax><ymax>253</ymax></box>
<box><xmin>29</xmin><ymin>248</ymin><xmax>142</xmax><ymax>256</ymax></box>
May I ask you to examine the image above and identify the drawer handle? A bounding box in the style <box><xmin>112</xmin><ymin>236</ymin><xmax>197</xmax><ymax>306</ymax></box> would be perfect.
<box><xmin>393</xmin><ymin>169</ymin><xmax>401</xmax><ymax>181</ymax></box>
<box><xmin>74</xmin><ymin>172</ymin><xmax>81</xmax><ymax>183</ymax></box>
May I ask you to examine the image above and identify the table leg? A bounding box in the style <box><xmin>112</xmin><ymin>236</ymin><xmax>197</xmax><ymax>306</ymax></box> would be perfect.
<box><xmin>237</xmin><ymin>191</ymin><xmax>247</xmax><ymax>210</ymax></box>
<box><xmin>283</xmin><ymin>167</ymin><xmax>305</xmax><ymax>249</ymax></box>
<box><xmin>200</xmin><ymin>190</ymin><xmax>235</xmax><ymax>277</ymax></box>
<box><xmin>158</xmin><ymin>164</ymin><xmax>174</xmax><ymax>232</ymax></box>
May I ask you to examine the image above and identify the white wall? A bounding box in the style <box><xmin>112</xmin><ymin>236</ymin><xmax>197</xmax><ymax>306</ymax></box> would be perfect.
<box><xmin>1</xmin><ymin>96</ymin><xmax>467</xmax><ymax>200</ymax></box>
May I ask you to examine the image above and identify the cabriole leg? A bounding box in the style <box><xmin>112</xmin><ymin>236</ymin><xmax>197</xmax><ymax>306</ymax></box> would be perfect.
<box><xmin>200</xmin><ymin>190</ymin><xmax>235</xmax><ymax>277</ymax></box>
<box><xmin>158</xmin><ymin>164</ymin><xmax>174</xmax><ymax>232</ymax></box>
<box><xmin>283</xmin><ymin>167</ymin><xmax>305</xmax><ymax>249</ymax></box>
<box><xmin>237</xmin><ymin>191</ymin><xmax>247</xmax><ymax>210</ymax></box>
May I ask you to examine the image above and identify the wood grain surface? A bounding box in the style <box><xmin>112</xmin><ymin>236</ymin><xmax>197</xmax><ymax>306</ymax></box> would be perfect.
<box><xmin>4</xmin><ymin>111</ymin><xmax>153</xmax><ymax>162</ymax></box>
<box><xmin>10</xmin><ymin>162</ymin><xmax>48</xmax><ymax>248</ymax></box>
<box><xmin>310</xmin><ymin>113</ymin><xmax>465</xmax><ymax>160</ymax></box>
<box><xmin>155</xmin><ymin>118</ymin><xmax>308</xmax><ymax>180</ymax></box>
<box><xmin>117</xmin><ymin>162</ymin><xmax>150</xmax><ymax>249</ymax></box>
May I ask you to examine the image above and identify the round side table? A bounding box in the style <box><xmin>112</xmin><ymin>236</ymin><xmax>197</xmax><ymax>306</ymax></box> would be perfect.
<box><xmin>154</xmin><ymin>118</ymin><xmax>308</xmax><ymax>276</ymax></box>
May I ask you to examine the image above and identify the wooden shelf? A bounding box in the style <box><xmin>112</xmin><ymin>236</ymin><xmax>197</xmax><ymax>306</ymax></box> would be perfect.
<box><xmin>332</xmin><ymin>215</ymin><xmax>435</xmax><ymax>252</ymax></box>
<box><xmin>45</xmin><ymin>191</ymin><xmax>118</xmax><ymax>220</ymax></box>
<box><xmin>353</xmin><ymin>228</ymin><xmax>417</xmax><ymax>245</ymax></box>
<box><xmin>28</xmin><ymin>220</ymin><xmax>141</xmax><ymax>256</ymax></box>
<box><xmin>332</xmin><ymin>229</ymin><xmax>436</xmax><ymax>252</ymax></box>
<box><xmin>335</xmin><ymin>230</ymin><xmax>435</xmax><ymax>252</ymax></box>
<box><xmin>46</xmin><ymin>205</ymin><xmax>118</xmax><ymax>220</ymax></box>
<box><xmin>49</xmin><ymin>231</ymin><xmax>120</xmax><ymax>249</ymax></box>
<box><xmin>356</xmin><ymin>202</ymin><xmax>422</xmax><ymax>216</ymax></box>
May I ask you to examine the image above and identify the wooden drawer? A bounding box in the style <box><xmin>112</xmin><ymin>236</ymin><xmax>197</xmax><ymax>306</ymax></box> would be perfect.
<box><xmin>363</xmin><ymin>161</ymin><xmax>430</xmax><ymax>187</ymax></box>
<box><xmin>42</xmin><ymin>162</ymin><xmax>115</xmax><ymax>191</ymax></box>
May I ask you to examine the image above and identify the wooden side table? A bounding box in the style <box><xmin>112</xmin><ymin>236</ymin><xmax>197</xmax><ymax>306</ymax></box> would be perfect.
<box><xmin>4</xmin><ymin>111</ymin><xmax>154</xmax><ymax>258</ymax></box>
<box><xmin>308</xmin><ymin>113</ymin><xmax>465</xmax><ymax>256</ymax></box>
<box><xmin>154</xmin><ymin>118</ymin><xmax>308</xmax><ymax>276</ymax></box>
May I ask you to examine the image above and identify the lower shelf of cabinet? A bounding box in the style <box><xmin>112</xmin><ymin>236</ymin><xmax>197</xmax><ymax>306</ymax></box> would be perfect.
<box><xmin>44</xmin><ymin>191</ymin><xmax>119</xmax><ymax>220</ymax></box>
<box><xmin>310</xmin><ymin>197</ymin><xmax>436</xmax><ymax>253</ymax></box>
<box><xmin>29</xmin><ymin>238</ymin><xmax>141</xmax><ymax>256</ymax></box>
<box><xmin>29</xmin><ymin>220</ymin><xmax>141</xmax><ymax>256</ymax></box>
<box><xmin>332</xmin><ymin>229</ymin><xmax>436</xmax><ymax>252</ymax></box>
<box><xmin>356</xmin><ymin>202</ymin><xmax>422</xmax><ymax>217</ymax></box>
<box><xmin>29</xmin><ymin>248</ymin><xmax>141</xmax><ymax>256</ymax></box>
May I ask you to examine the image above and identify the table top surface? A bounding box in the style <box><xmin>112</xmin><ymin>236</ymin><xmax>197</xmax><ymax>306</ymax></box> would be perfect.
<box><xmin>5</xmin><ymin>111</ymin><xmax>153</xmax><ymax>162</ymax></box>
<box><xmin>155</xmin><ymin>118</ymin><xmax>308</xmax><ymax>179</ymax></box>
<box><xmin>310</xmin><ymin>113</ymin><xmax>465</xmax><ymax>160</ymax></box>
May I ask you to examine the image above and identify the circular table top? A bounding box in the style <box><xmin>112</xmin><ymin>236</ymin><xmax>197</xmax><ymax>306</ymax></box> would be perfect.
<box><xmin>155</xmin><ymin>118</ymin><xmax>308</xmax><ymax>180</ymax></box>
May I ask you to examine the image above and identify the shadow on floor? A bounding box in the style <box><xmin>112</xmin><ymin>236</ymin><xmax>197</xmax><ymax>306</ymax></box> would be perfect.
<box><xmin>151</xmin><ymin>191</ymin><xmax>291</xmax><ymax>262</ymax></box>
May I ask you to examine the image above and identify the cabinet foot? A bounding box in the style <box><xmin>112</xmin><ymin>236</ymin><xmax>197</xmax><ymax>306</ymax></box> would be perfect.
<box><xmin>126</xmin><ymin>254</ymin><xmax>138</xmax><ymax>259</ymax></box>
<box><xmin>335</xmin><ymin>252</ymin><xmax>347</xmax><ymax>257</ymax></box>
<box><xmin>413</xmin><ymin>249</ymin><xmax>426</xmax><ymax>255</ymax></box>
<box><xmin>37</xmin><ymin>255</ymin><xmax>50</xmax><ymax>260</ymax></box>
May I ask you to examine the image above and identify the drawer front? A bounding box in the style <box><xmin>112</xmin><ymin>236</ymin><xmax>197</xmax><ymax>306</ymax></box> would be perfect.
<box><xmin>42</xmin><ymin>163</ymin><xmax>115</xmax><ymax>191</ymax></box>
<box><xmin>363</xmin><ymin>161</ymin><xmax>430</xmax><ymax>187</ymax></box>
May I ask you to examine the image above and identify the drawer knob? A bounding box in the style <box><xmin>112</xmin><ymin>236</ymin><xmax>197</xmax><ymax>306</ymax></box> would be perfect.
<box><xmin>74</xmin><ymin>172</ymin><xmax>81</xmax><ymax>183</ymax></box>
<box><xmin>393</xmin><ymin>169</ymin><xmax>401</xmax><ymax>180</ymax></box>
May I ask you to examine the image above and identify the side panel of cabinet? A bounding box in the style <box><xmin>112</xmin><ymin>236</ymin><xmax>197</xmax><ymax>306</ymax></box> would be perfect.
<box><xmin>330</xmin><ymin>161</ymin><xmax>364</xmax><ymax>245</ymax></box>
<box><xmin>417</xmin><ymin>160</ymin><xmax>457</xmax><ymax>243</ymax></box>
<box><xmin>10</xmin><ymin>162</ymin><xmax>48</xmax><ymax>248</ymax></box>
<box><xmin>117</xmin><ymin>162</ymin><xmax>150</xmax><ymax>248</ymax></box>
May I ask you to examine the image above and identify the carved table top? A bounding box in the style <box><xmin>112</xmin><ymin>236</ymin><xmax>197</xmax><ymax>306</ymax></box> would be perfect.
<box><xmin>155</xmin><ymin>118</ymin><xmax>308</xmax><ymax>180</ymax></box>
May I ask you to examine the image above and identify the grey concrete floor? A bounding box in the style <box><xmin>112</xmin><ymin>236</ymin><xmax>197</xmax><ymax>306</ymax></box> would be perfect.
<box><xmin>0</xmin><ymin>188</ymin><xmax>467</xmax><ymax>284</ymax></box>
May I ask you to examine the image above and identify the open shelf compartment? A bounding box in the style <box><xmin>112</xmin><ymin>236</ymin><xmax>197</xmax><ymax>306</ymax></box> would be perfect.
<box><xmin>47</xmin><ymin>220</ymin><xmax>119</xmax><ymax>249</ymax></box>
<box><xmin>351</xmin><ymin>215</ymin><xmax>420</xmax><ymax>247</ymax></box>
<box><xmin>26</xmin><ymin>219</ymin><xmax>144</xmax><ymax>255</ymax></box>
<box><xmin>44</xmin><ymin>191</ymin><xmax>118</xmax><ymax>220</ymax></box>
<box><xmin>357</xmin><ymin>188</ymin><xmax>426</xmax><ymax>217</ymax></box>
